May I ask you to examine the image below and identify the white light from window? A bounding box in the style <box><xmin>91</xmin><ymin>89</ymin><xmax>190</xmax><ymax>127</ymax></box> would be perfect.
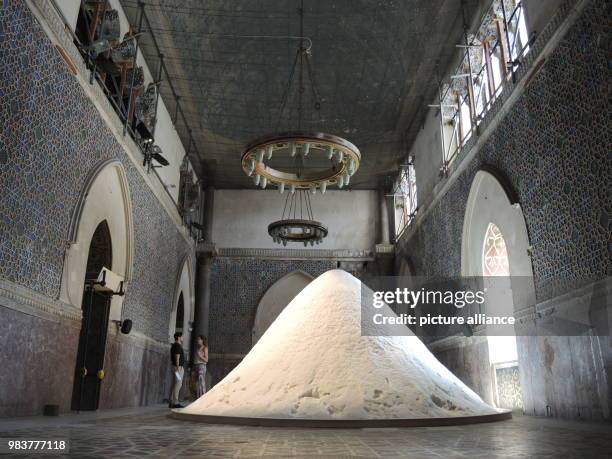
<box><xmin>460</xmin><ymin>99</ymin><xmax>472</xmax><ymax>143</ymax></box>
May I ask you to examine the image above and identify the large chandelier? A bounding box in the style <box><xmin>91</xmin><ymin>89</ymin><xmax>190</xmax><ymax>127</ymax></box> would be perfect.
<box><xmin>241</xmin><ymin>1</ymin><xmax>360</xmax><ymax>245</ymax></box>
<box><xmin>241</xmin><ymin>131</ymin><xmax>360</xmax><ymax>193</ymax></box>
<box><xmin>240</xmin><ymin>2</ymin><xmax>360</xmax><ymax>194</ymax></box>
<box><xmin>269</xmin><ymin>189</ymin><xmax>328</xmax><ymax>246</ymax></box>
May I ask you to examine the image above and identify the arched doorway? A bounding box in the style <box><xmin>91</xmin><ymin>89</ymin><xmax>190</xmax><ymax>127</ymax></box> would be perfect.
<box><xmin>60</xmin><ymin>159</ymin><xmax>133</xmax><ymax>318</ymax></box>
<box><xmin>175</xmin><ymin>292</ymin><xmax>185</xmax><ymax>334</ymax></box>
<box><xmin>169</xmin><ymin>256</ymin><xmax>195</xmax><ymax>344</ymax></box>
<box><xmin>252</xmin><ymin>271</ymin><xmax>313</xmax><ymax>345</ymax></box>
<box><xmin>71</xmin><ymin>220</ymin><xmax>113</xmax><ymax>411</ymax></box>
<box><xmin>461</xmin><ymin>168</ymin><xmax>536</xmax><ymax>411</ymax></box>
<box><xmin>62</xmin><ymin>160</ymin><xmax>134</xmax><ymax>411</ymax></box>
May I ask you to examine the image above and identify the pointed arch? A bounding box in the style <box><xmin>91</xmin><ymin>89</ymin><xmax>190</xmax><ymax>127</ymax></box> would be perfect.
<box><xmin>60</xmin><ymin>160</ymin><xmax>134</xmax><ymax>316</ymax></box>
<box><xmin>461</xmin><ymin>167</ymin><xmax>535</xmax><ymax>285</ymax></box>
<box><xmin>169</xmin><ymin>254</ymin><xmax>195</xmax><ymax>343</ymax></box>
<box><xmin>252</xmin><ymin>270</ymin><xmax>314</xmax><ymax>345</ymax></box>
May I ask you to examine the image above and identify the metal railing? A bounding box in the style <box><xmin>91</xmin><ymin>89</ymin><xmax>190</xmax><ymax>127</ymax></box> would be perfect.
<box><xmin>436</xmin><ymin>0</ymin><xmax>534</xmax><ymax>172</ymax></box>
<box><xmin>49</xmin><ymin>0</ymin><xmax>203</xmax><ymax>238</ymax></box>
<box><xmin>391</xmin><ymin>0</ymin><xmax>533</xmax><ymax>239</ymax></box>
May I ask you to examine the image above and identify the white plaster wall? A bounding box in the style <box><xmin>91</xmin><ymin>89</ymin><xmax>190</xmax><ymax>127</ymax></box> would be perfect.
<box><xmin>523</xmin><ymin>0</ymin><xmax>565</xmax><ymax>38</ymax></box>
<box><xmin>60</xmin><ymin>164</ymin><xmax>132</xmax><ymax>320</ymax></box>
<box><xmin>54</xmin><ymin>0</ymin><xmax>80</xmax><ymax>30</ymax></box>
<box><xmin>211</xmin><ymin>190</ymin><xmax>378</xmax><ymax>250</ymax></box>
<box><xmin>410</xmin><ymin>109</ymin><xmax>444</xmax><ymax>210</ymax></box>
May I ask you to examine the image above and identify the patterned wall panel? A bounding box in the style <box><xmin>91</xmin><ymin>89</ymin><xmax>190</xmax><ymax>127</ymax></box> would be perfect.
<box><xmin>0</xmin><ymin>2</ymin><xmax>192</xmax><ymax>341</ymax></box>
<box><xmin>495</xmin><ymin>365</ymin><xmax>524</xmax><ymax>410</ymax></box>
<box><xmin>398</xmin><ymin>0</ymin><xmax>611</xmax><ymax>301</ymax></box>
<box><xmin>209</xmin><ymin>258</ymin><xmax>336</xmax><ymax>355</ymax></box>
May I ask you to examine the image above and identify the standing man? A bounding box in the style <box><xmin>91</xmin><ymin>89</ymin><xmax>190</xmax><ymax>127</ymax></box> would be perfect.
<box><xmin>170</xmin><ymin>332</ymin><xmax>185</xmax><ymax>408</ymax></box>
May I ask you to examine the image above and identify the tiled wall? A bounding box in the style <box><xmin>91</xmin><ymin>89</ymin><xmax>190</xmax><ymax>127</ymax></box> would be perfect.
<box><xmin>207</xmin><ymin>257</ymin><xmax>336</xmax><ymax>383</ymax></box>
<box><xmin>0</xmin><ymin>306</ymin><xmax>80</xmax><ymax>417</ymax></box>
<box><xmin>0</xmin><ymin>1</ymin><xmax>194</xmax><ymax>415</ymax></box>
<box><xmin>397</xmin><ymin>0</ymin><xmax>611</xmax><ymax>421</ymax></box>
<box><xmin>209</xmin><ymin>257</ymin><xmax>336</xmax><ymax>355</ymax></box>
<box><xmin>397</xmin><ymin>0</ymin><xmax>611</xmax><ymax>302</ymax></box>
<box><xmin>0</xmin><ymin>1</ymin><xmax>193</xmax><ymax>342</ymax></box>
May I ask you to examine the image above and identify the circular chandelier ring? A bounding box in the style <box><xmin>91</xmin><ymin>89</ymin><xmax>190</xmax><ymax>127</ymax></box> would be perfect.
<box><xmin>268</xmin><ymin>218</ymin><xmax>328</xmax><ymax>246</ymax></box>
<box><xmin>241</xmin><ymin>131</ymin><xmax>360</xmax><ymax>191</ymax></box>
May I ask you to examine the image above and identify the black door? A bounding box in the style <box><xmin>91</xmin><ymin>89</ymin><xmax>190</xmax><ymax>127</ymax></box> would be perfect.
<box><xmin>71</xmin><ymin>287</ymin><xmax>111</xmax><ymax>411</ymax></box>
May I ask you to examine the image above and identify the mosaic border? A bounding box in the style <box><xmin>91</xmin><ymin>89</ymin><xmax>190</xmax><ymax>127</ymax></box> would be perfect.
<box><xmin>215</xmin><ymin>247</ymin><xmax>375</xmax><ymax>260</ymax></box>
<box><xmin>0</xmin><ymin>278</ymin><xmax>81</xmax><ymax>323</ymax></box>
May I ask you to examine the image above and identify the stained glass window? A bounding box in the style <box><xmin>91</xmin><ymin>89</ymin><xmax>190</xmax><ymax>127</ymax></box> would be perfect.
<box><xmin>482</xmin><ymin>222</ymin><xmax>510</xmax><ymax>276</ymax></box>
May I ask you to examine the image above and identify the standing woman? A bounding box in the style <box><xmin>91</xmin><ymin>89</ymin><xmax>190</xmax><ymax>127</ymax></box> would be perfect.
<box><xmin>193</xmin><ymin>335</ymin><xmax>208</xmax><ymax>398</ymax></box>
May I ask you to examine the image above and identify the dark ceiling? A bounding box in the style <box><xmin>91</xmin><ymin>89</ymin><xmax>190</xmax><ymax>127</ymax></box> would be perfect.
<box><xmin>121</xmin><ymin>0</ymin><xmax>487</xmax><ymax>189</ymax></box>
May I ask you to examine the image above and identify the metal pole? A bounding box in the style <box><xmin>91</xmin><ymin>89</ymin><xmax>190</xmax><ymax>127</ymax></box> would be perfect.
<box><xmin>173</xmin><ymin>96</ymin><xmax>180</xmax><ymax>124</ymax></box>
<box><xmin>462</xmin><ymin>2</ymin><xmax>476</xmax><ymax>126</ymax></box>
<box><xmin>379</xmin><ymin>188</ymin><xmax>390</xmax><ymax>245</ymax></box>
<box><xmin>499</xmin><ymin>0</ymin><xmax>515</xmax><ymax>83</ymax></box>
<box><xmin>151</xmin><ymin>54</ymin><xmax>164</xmax><ymax>138</ymax></box>
<box><xmin>435</xmin><ymin>65</ymin><xmax>446</xmax><ymax>166</ymax></box>
<box><xmin>123</xmin><ymin>1</ymin><xmax>144</xmax><ymax>136</ymax></box>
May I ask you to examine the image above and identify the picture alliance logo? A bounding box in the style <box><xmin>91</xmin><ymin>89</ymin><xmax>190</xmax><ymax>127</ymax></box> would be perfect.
<box><xmin>372</xmin><ymin>288</ymin><xmax>487</xmax><ymax>309</ymax></box>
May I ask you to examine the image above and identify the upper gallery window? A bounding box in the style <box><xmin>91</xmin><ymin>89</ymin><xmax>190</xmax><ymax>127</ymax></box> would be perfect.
<box><xmin>394</xmin><ymin>163</ymin><xmax>418</xmax><ymax>239</ymax></box>
<box><xmin>438</xmin><ymin>0</ymin><xmax>530</xmax><ymax>173</ymax></box>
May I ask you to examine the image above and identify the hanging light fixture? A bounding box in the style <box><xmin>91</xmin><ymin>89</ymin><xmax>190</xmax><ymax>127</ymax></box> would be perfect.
<box><xmin>242</xmin><ymin>132</ymin><xmax>360</xmax><ymax>192</ymax></box>
<box><xmin>240</xmin><ymin>1</ymin><xmax>360</xmax><ymax>245</ymax></box>
<box><xmin>241</xmin><ymin>0</ymin><xmax>360</xmax><ymax>194</ymax></box>
<box><xmin>268</xmin><ymin>189</ymin><xmax>328</xmax><ymax>246</ymax></box>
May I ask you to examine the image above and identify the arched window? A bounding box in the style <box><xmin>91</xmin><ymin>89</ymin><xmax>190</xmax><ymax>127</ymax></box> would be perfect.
<box><xmin>482</xmin><ymin>222</ymin><xmax>510</xmax><ymax>276</ymax></box>
<box><xmin>481</xmin><ymin>222</ymin><xmax>522</xmax><ymax>409</ymax></box>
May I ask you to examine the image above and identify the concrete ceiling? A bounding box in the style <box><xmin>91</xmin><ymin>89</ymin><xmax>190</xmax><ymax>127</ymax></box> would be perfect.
<box><xmin>121</xmin><ymin>0</ymin><xmax>487</xmax><ymax>189</ymax></box>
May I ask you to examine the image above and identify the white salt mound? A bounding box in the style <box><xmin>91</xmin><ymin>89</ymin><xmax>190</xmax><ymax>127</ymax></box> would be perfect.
<box><xmin>183</xmin><ymin>269</ymin><xmax>499</xmax><ymax>419</ymax></box>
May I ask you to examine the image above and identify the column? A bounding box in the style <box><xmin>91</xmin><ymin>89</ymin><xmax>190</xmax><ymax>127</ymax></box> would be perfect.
<box><xmin>193</xmin><ymin>186</ymin><xmax>214</xmax><ymax>340</ymax></box>
<box><xmin>194</xmin><ymin>254</ymin><xmax>212</xmax><ymax>339</ymax></box>
<box><xmin>379</xmin><ymin>188</ymin><xmax>390</xmax><ymax>245</ymax></box>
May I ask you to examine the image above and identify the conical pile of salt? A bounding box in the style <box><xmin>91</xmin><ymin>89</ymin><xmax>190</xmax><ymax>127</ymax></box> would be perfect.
<box><xmin>182</xmin><ymin>270</ymin><xmax>499</xmax><ymax>420</ymax></box>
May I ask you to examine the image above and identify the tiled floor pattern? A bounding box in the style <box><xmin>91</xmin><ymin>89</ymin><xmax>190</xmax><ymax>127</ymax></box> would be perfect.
<box><xmin>0</xmin><ymin>406</ymin><xmax>611</xmax><ymax>458</ymax></box>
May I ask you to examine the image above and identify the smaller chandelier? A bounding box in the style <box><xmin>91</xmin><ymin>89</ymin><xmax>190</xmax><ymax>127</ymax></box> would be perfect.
<box><xmin>268</xmin><ymin>189</ymin><xmax>328</xmax><ymax>246</ymax></box>
<box><xmin>242</xmin><ymin>131</ymin><xmax>360</xmax><ymax>193</ymax></box>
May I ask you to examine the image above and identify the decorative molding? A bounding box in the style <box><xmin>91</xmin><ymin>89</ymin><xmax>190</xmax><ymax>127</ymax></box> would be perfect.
<box><xmin>214</xmin><ymin>247</ymin><xmax>375</xmax><ymax>261</ymax></box>
<box><xmin>375</xmin><ymin>243</ymin><xmax>395</xmax><ymax>254</ymax></box>
<box><xmin>397</xmin><ymin>0</ymin><xmax>589</xmax><ymax>251</ymax></box>
<box><xmin>0</xmin><ymin>278</ymin><xmax>81</xmax><ymax>323</ymax></box>
<box><xmin>25</xmin><ymin>0</ymin><xmax>194</xmax><ymax>249</ymax></box>
<box><xmin>196</xmin><ymin>242</ymin><xmax>217</xmax><ymax>257</ymax></box>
